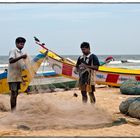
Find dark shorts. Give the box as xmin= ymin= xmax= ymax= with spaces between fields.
xmin=91 ymin=85 xmax=95 ymax=92
xmin=8 ymin=82 xmax=21 ymax=91
xmin=79 ymin=71 xmax=89 ymax=85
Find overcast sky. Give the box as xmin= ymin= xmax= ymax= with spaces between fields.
xmin=0 ymin=3 xmax=140 ymax=55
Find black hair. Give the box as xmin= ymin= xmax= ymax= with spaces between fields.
xmin=80 ymin=42 xmax=90 ymax=49
xmin=15 ymin=37 xmax=26 ymax=44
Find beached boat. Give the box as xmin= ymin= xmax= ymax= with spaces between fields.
xmin=0 ymin=49 xmax=48 ymax=94
xmin=35 ymin=38 xmax=140 ymax=87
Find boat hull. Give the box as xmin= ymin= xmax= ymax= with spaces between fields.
xmin=46 ymin=55 xmax=140 ymax=87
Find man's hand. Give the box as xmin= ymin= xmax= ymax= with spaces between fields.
xmin=80 ymin=63 xmax=99 ymax=70
xmin=9 ymin=54 xmax=27 ymax=64
xmin=21 ymin=54 xmax=27 ymax=59
xmin=79 ymin=63 xmax=87 ymax=70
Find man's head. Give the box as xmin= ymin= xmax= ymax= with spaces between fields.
xmin=80 ymin=42 xmax=90 ymax=55
xmin=15 ymin=37 xmax=26 ymax=50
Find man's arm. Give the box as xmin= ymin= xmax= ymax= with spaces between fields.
xmin=76 ymin=57 xmax=81 ymax=68
xmin=9 ymin=54 xmax=27 ymax=64
xmin=86 ymin=65 xmax=99 ymax=70
xmin=79 ymin=54 xmax=100 ymax=70
xmin=93 ymin=54 xmax=100 ymax=65
xmin=79 ymin=63 xmax=99 ymax=70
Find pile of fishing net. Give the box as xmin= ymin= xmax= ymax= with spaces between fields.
xmin=120 ymin=80 xmax=140 ymax=95
xmin=119 ymin=97 xmax=140 ymax=119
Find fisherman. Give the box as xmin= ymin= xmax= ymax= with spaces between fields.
xmin=76 ymin=42 xmax=100 ymax=104
xmin=7 ymin=37 xmax=27 ymax=111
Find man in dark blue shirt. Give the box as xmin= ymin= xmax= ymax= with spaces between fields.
xmin=76 ymin=42 xmax=100 ymax=104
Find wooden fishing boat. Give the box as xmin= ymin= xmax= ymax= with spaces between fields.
xmin=34 ymin=38 xmax=140 ymax=87
xmin=46 ymin=55 xmax=140 ymax=87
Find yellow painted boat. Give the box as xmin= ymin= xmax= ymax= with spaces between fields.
xmin=36 ymin=42 xmax=140 ymax=87
xmin=0 ymin=49 xmax=48 ymax=94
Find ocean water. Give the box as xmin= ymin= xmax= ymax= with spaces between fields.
xmin=63 ymin=54 xmax=140 ymax=62
xmin=1 ymin=55 xmax=140 ymax=72
xmin=1 ymin=54 xmax=140 ymax=63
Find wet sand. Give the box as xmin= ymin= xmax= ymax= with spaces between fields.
xmin=0 ymin=87 xmax=140 ymax=137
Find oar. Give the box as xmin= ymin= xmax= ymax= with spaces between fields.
xmin=34 ymin=37 xmax=75 ymax=64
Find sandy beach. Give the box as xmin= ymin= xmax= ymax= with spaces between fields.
xmin=0 ymin=87 xmax=140 ymax=137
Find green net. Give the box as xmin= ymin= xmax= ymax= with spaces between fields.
xmin=120 ymin=80 xmax=140 ymax=95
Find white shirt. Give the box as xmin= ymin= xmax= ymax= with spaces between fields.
xmin=7 ymin=48 xmax=25 ymax=82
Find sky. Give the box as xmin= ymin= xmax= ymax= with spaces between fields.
xmin=0 ymin=3 xmax=140 ymax=55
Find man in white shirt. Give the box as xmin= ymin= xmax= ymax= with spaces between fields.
xmin=8 ymin=37 xmax=27 ymax=111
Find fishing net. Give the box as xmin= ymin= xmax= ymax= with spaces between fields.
xmin=120 ymin=80 xmax=140 ymax=95
xmin=119 ymin=97 xmax=140 ymax=119
xmin=26 ymin=57 xmax=78 ymax=94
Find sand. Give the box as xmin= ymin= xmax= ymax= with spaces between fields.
xmin=0 ymin=87 xmax=140 ymax=137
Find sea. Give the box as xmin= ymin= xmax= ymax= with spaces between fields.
xmin=1 ymin=55 xmax=140 ymax=72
